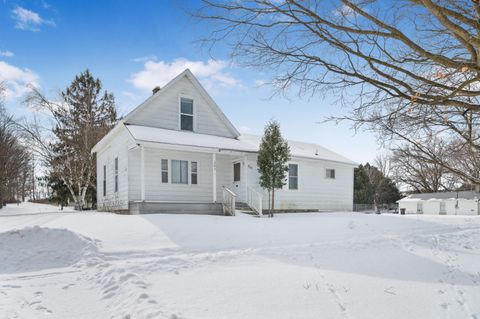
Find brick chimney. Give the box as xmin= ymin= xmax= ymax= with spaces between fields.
xmin=152 ymin=86 xmax=161 ymax=95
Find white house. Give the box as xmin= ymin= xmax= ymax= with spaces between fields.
xmin=92 ymin=69 xmax=357 ymax=215
xmin=397 ymin=191 xmax=480 ymax=216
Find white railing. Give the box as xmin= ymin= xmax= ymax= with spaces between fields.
xmin=222 ymin=186 xmax=236 ymax=216
xmin=247 ymin=187 xmax=263 ymax=216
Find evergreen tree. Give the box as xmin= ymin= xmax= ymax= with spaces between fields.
xmin=257 ymin=120 xmax=291 ymax=217
xmin=35 ymin=70 xmax=117 ymax=210
xmin=354 ymin=163 xmax=401 ymax=211
xmin=354 ymin=164 xmax=374 ymax=204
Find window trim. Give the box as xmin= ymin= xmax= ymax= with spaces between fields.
xmin=171 ymin=159 xmax=189 ymax=184
xmin=178 ymin=95 xmax=195 ymax=132
xmin=114 ymin=157 xmax=118 ymax=193
xmin=161 ymin=159 xmax=169 ymax=183
xmin=326 ymin=168 xmax=336 ymax=179
xmin=288 ymin=163 xmax=298 ymax=190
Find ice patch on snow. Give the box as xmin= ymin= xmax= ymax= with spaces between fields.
xmin=0 ymin=226 xmax=98 ymax=273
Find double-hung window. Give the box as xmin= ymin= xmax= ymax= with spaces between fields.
xmin=440 ymin=201 xmax=446 ymax=214
xmin=191 ymin=161 xmax=198 ymax=185
xmin=172 ymin=160 xmax=188 ymax=184
xmin=326 ymin=168 xmax=336 ymax=179
xmin=103 ymin=165 xmax=106 ymax=196
xmin=288 ymin=164 xmax=298 ymax=190
xmin=417 ymin=202 xmax=423 ymax=214
xmin=180 ymin=98 xmax=194 ymax=131
xmin=114 ymin=157 xmax=118 ymax=193
xmin=161 ymin=159 xmax=168 ymax=183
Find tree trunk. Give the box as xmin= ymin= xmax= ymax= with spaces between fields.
xmin=271 ymin=188 xmax=275 ymax=217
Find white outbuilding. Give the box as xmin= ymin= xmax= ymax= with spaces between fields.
xmin=397 ymin=191 xmax=480 ymax=216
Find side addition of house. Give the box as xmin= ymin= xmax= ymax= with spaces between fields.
xmin=92 ymin=69 xmax=357 ymax=215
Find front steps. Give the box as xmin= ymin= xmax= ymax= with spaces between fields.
xmin=235 ymin=202 xmax=259 ymax=216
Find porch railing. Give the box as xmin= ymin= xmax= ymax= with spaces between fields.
xmin=247 ymin=187 xmax=263 ymax=217
xmin=222 ymin=186 xmax=236 ymax=216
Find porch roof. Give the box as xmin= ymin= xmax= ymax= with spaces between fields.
xmin=125 ymin=124 xmax=357 ymax=165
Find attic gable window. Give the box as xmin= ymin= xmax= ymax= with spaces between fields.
xmin=180 ymin=97 xmax=194 ymax=131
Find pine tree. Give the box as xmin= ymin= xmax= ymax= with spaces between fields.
xmin=257 ymin=120 xmax=291 ymax=217
xmin=49 ymin=70 xmax=117 ymax=210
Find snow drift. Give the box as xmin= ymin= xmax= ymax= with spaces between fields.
xmin=0 ymin=226 xmax=98 ymax=273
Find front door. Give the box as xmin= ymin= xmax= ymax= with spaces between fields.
xmin=232 ymin=161 xmax=244 ymax=202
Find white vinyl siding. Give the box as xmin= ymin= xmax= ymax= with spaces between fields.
xmin=96 ymin=128 xmax=132 ymax=210
xmin=246 ymin=154 xmax=354 ymax=211
xmin=129 ymin=148 xmax=214 ymax=202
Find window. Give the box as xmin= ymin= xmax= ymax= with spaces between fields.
xmin=233 ymin=162 xmax=241 ymax=182
xmin=172 ymin=160 xmax=188 ymax=184
xmin=288 ymin=164 xmax=298 ymax=190
xmin=103 ymin=165 xmax=106 ymax=196
xmin=114 ymin=157 xmax=118 ymax=193
xmin=191 ymin=161 xmax=198 ymax=185
xmin=180 ymin=98 xmax=194 ymax=131
xmin=440 ymin=201 xmax=446 ymax=213
xmin=326 ymin=168 xmax=336 ymax=179
xmin=161 ymin=159 xmax=168 ymax=183
xmin=417 ymin=202 xmax=423 ymax=213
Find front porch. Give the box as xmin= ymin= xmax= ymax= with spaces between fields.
xmin=130 ymin=143 xmax=263 ymax=216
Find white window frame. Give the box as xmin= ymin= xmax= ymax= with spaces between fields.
xmin=191 ymin=161 xmax=198 ymax=185
xmin=103 ymin=164 xmax=106 ymax=197
xmin=171 ymin=160 xmax=189 ymax=184
xmin=326 ymin=168 xmax=336 ymax=179
xmin=288 ymin=163 xmax=298 ymax=190
xmin=178 ymin=95 xmax=195 ymax=132
xmin=417 ymin=201 xmax=423 ymax=214
xmin=114 ymin=157 xmax=118 ymax=193
xmin=440 ymin=201 xmax=446 ymax=214
xmin=161 ymin=159 xmax=169 ymax=183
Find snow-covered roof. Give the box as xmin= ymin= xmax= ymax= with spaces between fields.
xmin=398 ymin=190 xmax=480 ymax=202
xmin=125 ymin=124 xmax=357 ymax=165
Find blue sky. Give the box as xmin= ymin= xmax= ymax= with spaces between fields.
xmin=0 ymin=0 xmax=381 ymax=164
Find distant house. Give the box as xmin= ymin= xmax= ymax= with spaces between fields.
xmin=397 ymin=191 xmax=480 ymax=215
xmin=91 ymin=69 xmax=357 ymax=215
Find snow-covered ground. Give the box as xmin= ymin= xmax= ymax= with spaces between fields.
xmin=1 ymin=203 xmax=480 ymax=319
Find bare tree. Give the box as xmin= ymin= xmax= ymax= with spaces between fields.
xmin=374 ymin=153 xmax=391 ymax=178
xmin=390 ymin=138 xmax=462 ymax=192
xmin=197 ymin=0 xmax=480 ymax=184
xmin=0 ymin=88 xmax=31 ymax=207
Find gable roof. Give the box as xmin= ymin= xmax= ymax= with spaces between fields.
xmin=123 ymin=69 xmax=240 ymax=137
xmin=125 ymin=124 xmax=357 ymax=165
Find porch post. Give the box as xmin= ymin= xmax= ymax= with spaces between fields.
xmin=140 ymin=145 xmax=145 ymax=201
xmin=212 ymin=153 xmax=217 ymax=203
